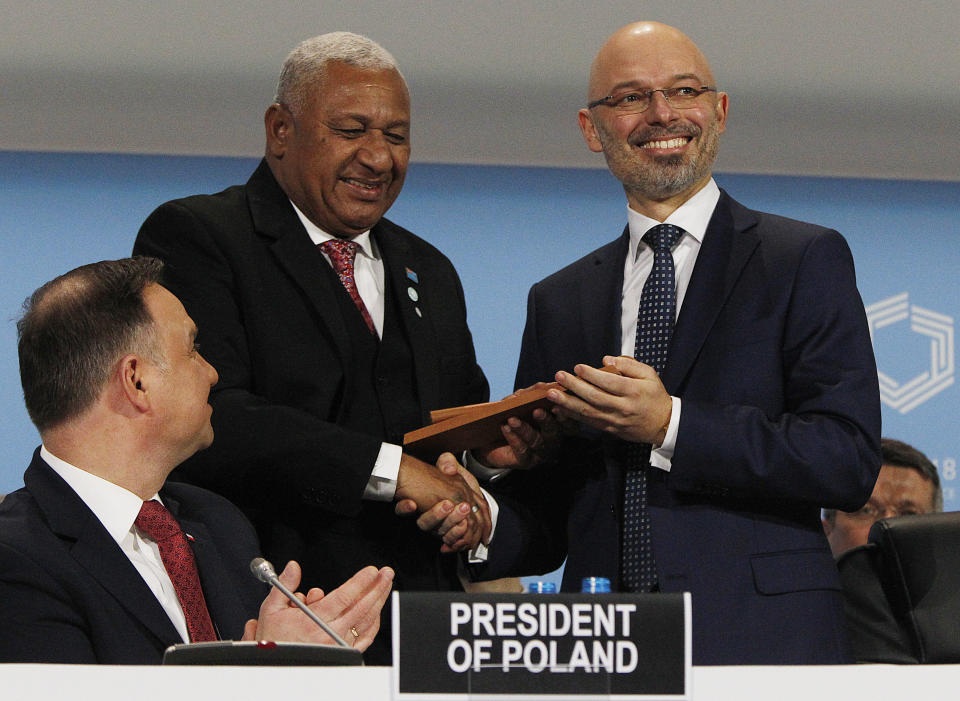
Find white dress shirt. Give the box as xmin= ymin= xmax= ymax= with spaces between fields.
xmin=621 ymin=179 xmax=721 ymax=470
xmin=40 ymin=446 xmax=190 ymax=642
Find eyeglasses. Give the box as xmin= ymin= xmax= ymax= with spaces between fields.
xmin=587 ymin=86 xmax=717 ymax=114
xmin=847 ymin=503 xmax=921 ymax=521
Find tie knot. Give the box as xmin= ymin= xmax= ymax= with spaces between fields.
xmin=642 ymin=224 xmax=684 ymax=253
xmin=319 ymin=239 xmax=360 ymax=264
xmin=135 ymin=500 xmax=182 ymax=542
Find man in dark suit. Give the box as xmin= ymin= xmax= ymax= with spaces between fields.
xmin=133 ymin=32 xmax=493 ymax=663
xmin=0 ymin=258 xmax=393 ymax=664
xmin=466 ymin=22 xmax=882 ymax=665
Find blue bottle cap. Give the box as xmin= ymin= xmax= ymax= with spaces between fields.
xmin=526 ymin=581 xmax=558 ymax=594
xmin=580 ymin=576 xmax=611 ymax=593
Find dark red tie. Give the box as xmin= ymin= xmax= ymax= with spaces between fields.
xmin=319 ymin=239 xmax=377 ymax=335
xmin=135 ymin=500 xmax=217 ymax=642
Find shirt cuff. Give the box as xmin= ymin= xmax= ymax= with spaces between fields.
xmin=363 ymin=442 xmax=403 ymax=501
xmin=649 ymin=396 xmax=681 ymax=472
xmin=462 ymin=449 xmax=512 ymax=483
xmin=467 ymin=487 xmax=499 ymax=563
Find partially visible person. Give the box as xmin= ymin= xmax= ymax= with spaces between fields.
xmin=824 ymin=437 xmax=942 ymax=557
xmin=0 ymin=258 xmax=393 ymax=664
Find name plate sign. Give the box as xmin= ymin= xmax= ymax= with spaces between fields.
xmin=392 ymin=591 xmax=690 ymax=699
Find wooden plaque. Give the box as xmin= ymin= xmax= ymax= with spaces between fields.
xmin=403 ymin=365 xmax=620 ymax=460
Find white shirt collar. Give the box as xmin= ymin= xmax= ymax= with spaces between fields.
xmin=40 ymin=445 xmax=159 ymax=546
xmin=289 ymin=199 xmax=379 ymax=261
xmin=626 ymin=178 xmax=720 ymax=261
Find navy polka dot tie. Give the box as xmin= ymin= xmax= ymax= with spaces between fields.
xmin=622 ymin=223 xmax=684 ymax=593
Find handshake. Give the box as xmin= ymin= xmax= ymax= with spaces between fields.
xmin=392 ymin=394 xmax=565 ymax=553
xmin=393 ymin=452 xmax=493 ymax=554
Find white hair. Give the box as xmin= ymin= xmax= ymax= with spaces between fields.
xmin=274 ymin=32 xmax=402 ymax=115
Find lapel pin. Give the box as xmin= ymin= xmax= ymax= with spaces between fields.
xmin=405 ymin=267 xmax=419 ymax=284
xmin=415 ymin=307 xmax=422 ymax=318
xmin=185 ymin=533 xmax=196 ymax=542
xmin=407 ymin=286 xmax=419 ymax=302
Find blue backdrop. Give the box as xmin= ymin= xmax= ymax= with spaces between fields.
xmin=2 ymin=151 xmax=957 ymax=540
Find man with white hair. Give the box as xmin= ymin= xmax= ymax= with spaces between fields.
xmin=134 ymin=33 xmax=497 ymax=663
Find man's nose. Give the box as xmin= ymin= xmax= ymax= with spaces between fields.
xmin=645 ymin=90 xmax=681 ymax=124
xmin=355 ymin=132 xmax=393 ymax=171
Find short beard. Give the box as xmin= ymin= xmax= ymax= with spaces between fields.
xmin=599 ymin=119 xmax=721 ymax=202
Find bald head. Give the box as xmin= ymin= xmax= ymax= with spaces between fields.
xmin=588 ymin=22 xmax=716 ymax=104
xmin=578 ymin=22 xmax=727 ymax=219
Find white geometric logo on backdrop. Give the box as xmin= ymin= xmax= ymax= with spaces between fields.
xmin=866 ymin=293 xmax=955 ymax=414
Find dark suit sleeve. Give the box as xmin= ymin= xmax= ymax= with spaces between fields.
xmin=471 ymin=284 xmax=577 ymax=580
xmin=0 ymin=542 xmax=98 ymax=663
xmin=670 ymin=229 xmax=881 ymax=509
xmin=135 ymin=202 xmax=381 ymax=517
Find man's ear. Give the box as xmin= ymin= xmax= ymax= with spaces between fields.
xmin=577 ymin=109 xmax=604 ymax=153
xmin=265 ymin=102 xmax=294 ymax=159
xmin=713 ymin=91 xmax=729 ymax=135
xmin=118 ymin=354 xmax=151 ymax=413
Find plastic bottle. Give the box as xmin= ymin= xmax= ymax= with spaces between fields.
xmin=526 ymin=581 xmax=558 ymax=593
xmin=580 ymin=576 xmax=611 ymax=593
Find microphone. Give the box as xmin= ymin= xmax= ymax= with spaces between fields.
xmin=249 ymin=557 xmax=351 ymax=648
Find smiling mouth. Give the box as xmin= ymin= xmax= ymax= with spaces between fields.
xmin=342 ymin=177 xmax=386 ymax=194
xmin=641 ymin=136 xmax=691 ymax=149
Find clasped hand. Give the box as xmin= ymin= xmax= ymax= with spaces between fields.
xmin=474 ymin=382 xmax=567 ymax=470
xmin=394 ymin=453 xmax=491 ymax=553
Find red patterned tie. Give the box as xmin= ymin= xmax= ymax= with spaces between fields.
xmin=319 ymin=239 xmax=377 ymax=335
xmin=135 ymin=500 xmax=217 ymax=642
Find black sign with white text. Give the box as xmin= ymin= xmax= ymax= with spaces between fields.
xmin=392 ymin=591 xmax=690 ymax=699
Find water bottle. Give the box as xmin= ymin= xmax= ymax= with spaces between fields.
xmin=580 ymin=576 xmax=611 ymax=593
xmin=526 ymin=581 xmax=558 ymax=593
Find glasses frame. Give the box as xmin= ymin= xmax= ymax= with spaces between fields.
xmin=587 ymin=86 xmax=717 ymax=113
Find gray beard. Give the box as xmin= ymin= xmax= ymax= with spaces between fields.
xmin=599 ymin=118 xmax=721 ymax=202
xmin=626 ymin=153 xmax=703 ymax=200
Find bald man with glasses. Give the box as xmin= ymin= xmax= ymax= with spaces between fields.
xmin=465 ymin=21 xmax=881 ymax=666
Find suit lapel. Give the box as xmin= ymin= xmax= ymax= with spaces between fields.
xmin=25 ymin=454 xmax=182 ymax=646
xmin=376 ymin=223 xmax=442 ymax=414
xmin=581 ymin=228 xmax=630 ymax=365
xmin=246 ymin=161 xmax=354 ymax=367
xmin=662 ymin=191 xmax=760 ymax=391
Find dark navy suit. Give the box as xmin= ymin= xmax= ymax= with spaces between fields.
xmin=0 ymin=450 xmax=266 ymax=664
xmin=476 ymin=191 xmax=882 ymax=665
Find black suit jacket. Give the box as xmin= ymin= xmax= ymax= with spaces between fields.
xmin=0 ymin=451 xmax=266 ymax=664
xmin=133 ymin=161 xmax=487 ymax=616
xmin=476 ymin=191 xmax=882 ymax=665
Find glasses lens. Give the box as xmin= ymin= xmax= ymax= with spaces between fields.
xmin=667 ymin=89 xmax=700 ymax=106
